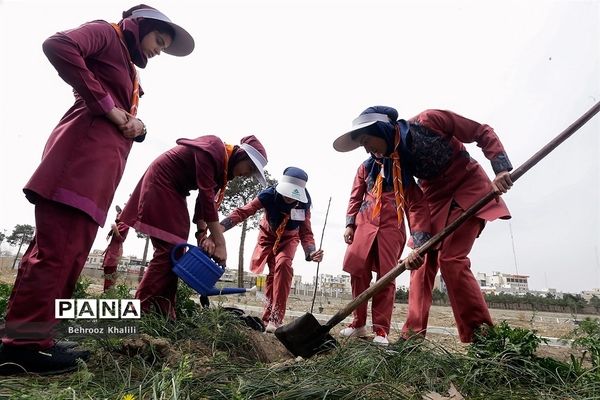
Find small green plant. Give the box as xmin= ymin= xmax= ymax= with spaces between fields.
xmin=566 ymin=317 xmax=600 ymax=368
xmin=0 ymin=282 xmax=13 ymax=318
xmin=98 ymin=283 xmax=132 ymax=300
xmin=469 ymin=321 xmax=547 ymax=359
xmin=175 ymin=282 xmax=199 ymax=318
xmin=72 ymin=277 xmax=91 ymax=299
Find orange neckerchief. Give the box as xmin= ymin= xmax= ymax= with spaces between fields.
xmin=371 ymin=125 xmax=405 ymax=225
xmin=214 ymin=144 xmax=235 ymax=208
xmin=272 ymin=214 xmax=290 ymax=254
xmin=111 ymin=23 xmax=140 ymax=116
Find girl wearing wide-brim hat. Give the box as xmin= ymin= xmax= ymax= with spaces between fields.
xmin=120 ymin=135 xmax=268 ymax=319
xmin=339 ymin=152 xmax=431 ymax=345
xmin=0 ymin=5 xmax=194 ymax=375
xmin=333 ymin=106 xmax=513 ymax=344
xmin=218 ymin=167 xmax=324 ymax=333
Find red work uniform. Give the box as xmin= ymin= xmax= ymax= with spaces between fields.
xmin=401 ymin=110 xmax=511 ymax=342
xmin=3 ymin=20 xmax=144 ymax=349
xmin=120 ymin=136 xmax=231 ymax=319
xmin=102 ymin=221 xmax=130 ymax=291
xmin=221 ymin=187 xmax=316 ymax=326
xmin=344 ymin=160 xmax=431 ymax=335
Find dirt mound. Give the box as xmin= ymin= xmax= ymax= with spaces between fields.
xmin=244 ymin=329 xmax=294 ymax=363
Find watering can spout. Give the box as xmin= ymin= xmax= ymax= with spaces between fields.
xmin=204 ymin=286 xmax=254 ymax=296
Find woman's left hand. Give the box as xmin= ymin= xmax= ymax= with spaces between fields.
xmin=310 ymin=249 xmax=324 ymax=262
xmin=118 ymin=113 xmax=145 ymax=139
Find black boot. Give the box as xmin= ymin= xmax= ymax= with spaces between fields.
xmin=0 ymin=343 xmax=89 ymax=375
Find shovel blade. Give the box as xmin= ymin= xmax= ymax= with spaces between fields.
xmin=274 ymin=313 xmax=338 ymax=358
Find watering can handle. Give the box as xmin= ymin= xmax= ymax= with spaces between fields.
xmin=170 ymin=243 xmax=191 ymax=266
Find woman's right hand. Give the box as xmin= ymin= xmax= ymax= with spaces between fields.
xmin=343 ymin=226 xmax=355 ymax=244
xmin=106 ymin=107 xmax=129 ymax=126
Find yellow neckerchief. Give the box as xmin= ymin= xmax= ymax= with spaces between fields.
xmin=371 ymin=125 xmax=405 ymax=226
xmin=214 ymin=144 xmax=235 ymax=208
xmin=110 ymin=23 xmax=139 ymax=116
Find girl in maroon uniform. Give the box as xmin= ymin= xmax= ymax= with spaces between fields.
xmin=334 ymin=106 xmax=513 ymax=343
xmin=0 ymin=5 xmax=194 ymax=375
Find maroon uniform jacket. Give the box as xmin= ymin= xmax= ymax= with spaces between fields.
xmin=24 ymin=20 xmax=143 ymax=226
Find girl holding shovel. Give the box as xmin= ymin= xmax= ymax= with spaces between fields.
xmin=216 ymin=167 xmax=324 ymax=333
xmin=333 ymin=106 xmax=513 ymax=343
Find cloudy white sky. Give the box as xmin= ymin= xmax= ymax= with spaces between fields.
xmin=1 ymin=0 xmax=598 ymax=293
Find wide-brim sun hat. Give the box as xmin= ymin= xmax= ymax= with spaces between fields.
xmin=131 ymin=8 xmax=195 ymax=56
xmin=332 ymin=112 xmax=392 ymax=152
xmin=240 ymin=143 xmax=268 ymax=187
xmin=275 ymin=167 xmax=308 ymax=203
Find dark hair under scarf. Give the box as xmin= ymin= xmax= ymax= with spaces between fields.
xmin=352 ymin=106 xmax=400 ymax=191
xmin=119 ymin=4 xmax=175 ymax=68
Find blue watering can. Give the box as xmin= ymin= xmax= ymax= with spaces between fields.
xmin=171 ymin=243 xmax=256 ymax=296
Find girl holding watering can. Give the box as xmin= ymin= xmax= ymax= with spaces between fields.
xmin=120 ymin=135 xmax=268 ymax=319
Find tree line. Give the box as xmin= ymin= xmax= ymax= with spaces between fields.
xmin=395 ymin=287 xmax=600 ymax=315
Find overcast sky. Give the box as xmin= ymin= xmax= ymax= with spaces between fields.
xmin=1 ymin=0 xmax=598 ymax=293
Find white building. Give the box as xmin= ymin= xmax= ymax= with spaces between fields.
xmin=476 ymin=271 xmax=529 ymax=293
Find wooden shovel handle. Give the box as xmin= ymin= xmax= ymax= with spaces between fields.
xmin=325 ymin=101 xmax=600 ymax=329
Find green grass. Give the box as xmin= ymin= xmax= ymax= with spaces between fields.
xmin=2 ymin=282 xmax=600 ymax=399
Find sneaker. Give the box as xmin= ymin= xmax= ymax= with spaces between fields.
xmin=373 ymin=328 xmax=389 ymax=346
xmin=339 ymin=325 xmax=368 ymax=338
xmin=0 ymin=344 xmax=88 ymax=375
xmin=265 ymin=322 xmax=279 ymax=333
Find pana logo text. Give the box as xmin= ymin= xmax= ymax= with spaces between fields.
xmin=55 ymin=299 xmax=141 ymax=319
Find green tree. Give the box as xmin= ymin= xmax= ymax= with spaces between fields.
xmin=219 ymin=171 xmax=277 ymax=287
xmin=0 ymin=230 xmax=6 ymax=249
xmin=590 ymin=295 xmax=600 ymax=312
xmin=7 ymin=224 xmax=35 ymax=269
xmin=395 ymin=287 xmax=409 ymax=302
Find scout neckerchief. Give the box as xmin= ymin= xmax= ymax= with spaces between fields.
xmin=111 ymin=23 xmax=140 ymax=116
xmin=214 ymin=144 xmax=235 ymax=208
xmin=371 ymin=124 xmax=405 ymax=225
xmin=272 ymin=213 xmax=290 ymax=254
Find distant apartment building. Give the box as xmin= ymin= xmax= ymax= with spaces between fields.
xmin=581 ymin=288 xmax=600 ymax=301
xmin=84 ymin=249 xmax=147 ymax=272
xmin=476 ymin=271 xmax=529 ymax=293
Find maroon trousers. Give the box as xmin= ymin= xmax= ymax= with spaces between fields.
xmin=2 ymin=199 xmax=98 ymax=349
xmin=402 ymin=207 xmax=493 ymax=342
xmin=103 ymin=264 xmax=118 ymax=292
xmin=349 ymin=243 xmax=396 ymax=334
xmin=262 ymin=251 xmax=294 ymax=326
xmin=135 ymin=237 xmax=181 ymax=320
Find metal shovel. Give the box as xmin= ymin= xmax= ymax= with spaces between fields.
xmin=275 ymin=101 xmax=600 ymax=358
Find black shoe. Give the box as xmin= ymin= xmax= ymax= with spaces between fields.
xmin=0 ymin=344 xmax=88 ymax=375
xmin=54 ymin=340 xmax=79 ymax=350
